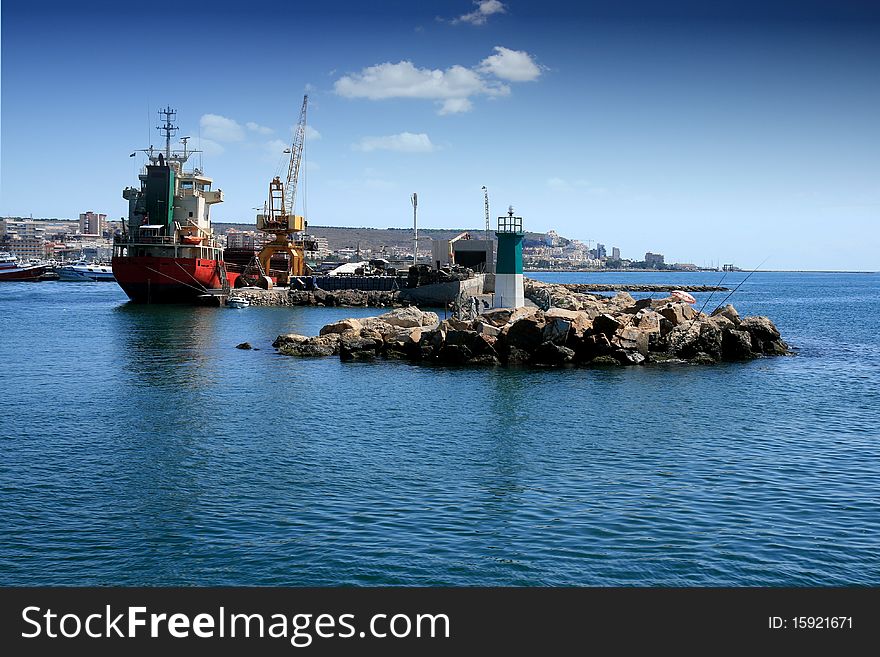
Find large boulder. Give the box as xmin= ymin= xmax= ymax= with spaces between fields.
xmin=632 ymin=309 xmax=661 ymax=332
xmin=570 ymin=333 xmax=612 ymax=362
xmin=659 ymin=302 xmax=696 ymax=326
xmin=542 ymin=317 xmax=572 ymax=345
xmin=739 ymin=316 xmax=788 ymax=355
xmin=359 ymin=318 xmax=398 ymax=340
xmin=608 ymin=291 xmax=636 ymax=310
xmin=666 ymin=322 xmax=702 ymax=357
xmin=721 ymin=328 xmax=754 ymax=361
xmin=697 ymin=322 xmax=723 ymax=362
xmin=444 ymin=317 xmax=473 ymax=331
xmin=614 ymin=326 xmax=650 ymax=356
xmin=533 ymin=342 xmax=575 ymax=366
xmin=739 ymin=316 xmax=781 ymax=342
xmin=445 ymin=329 xmax=479 ymax=350
xmin=319 ymin=318 xmax=363 ymax=336
xmin=393 ymin=326 xmax=422 ymax=345
xmin=614 ymin=349 xmax=646 ymax=365
xmin=272 ymin=333 xmax=309 ymax=348
xmin=339 ymin=335 xmax=382 ymax=360
xmin=711 ymin=304 xmax=741 ymax=326
xmin=438 ymin=330 xmax=498 ymax=364
xmin=504 ymin=314 xmax=546 ymax=351
xmin=279 ymin=334 xmax=340 ymax=357
xmin=592 ymin=313 xmax=622 ymax=338
xmin=577 ymin=299 xmax=602 ymax=319
xmin=546 ymin=308 xmax=593 ymax=337
xmin=474 ymin=320 xmax=501 ymax=338
xmin=707 ymin=314 xmax=736 ymax=331
xmin=377 ymin=306 xmax=439 ymax=328
xmin=504 ymin=346 xmax=532 ymax=365
xmin=480 ymin=308 xmax=514 ymax=327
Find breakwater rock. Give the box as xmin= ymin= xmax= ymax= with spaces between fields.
xmin=273 ymin=297 xmax=789 ymax=367
xmin=233 ymin=288 xmax=403 ymax=307
xmin=558 ymin=283 xmax=728 ymax=293
xmin=524 ymin=279 xmax=726 ymax=310
xmin=288 ymin=289 xmax=403 ymax=308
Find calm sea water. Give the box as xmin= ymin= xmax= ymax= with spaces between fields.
xmin=1 ymin=271 xmax=878 ymax=586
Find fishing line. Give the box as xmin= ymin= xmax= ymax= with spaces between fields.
xmin=711 ymin=256 xmax=770 ymax=313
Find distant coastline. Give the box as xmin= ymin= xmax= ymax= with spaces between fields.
xmin=526 ymin=268 xmax=877 ymax=274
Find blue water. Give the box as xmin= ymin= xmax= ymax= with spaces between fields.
xmin=1 ymin=272 xmax=879 ymax=586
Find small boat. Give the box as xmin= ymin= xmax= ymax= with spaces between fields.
xmin=226 ymin=295 xmax=250 ymax=309
xmin=181 ymin=234 xmax=204 ymax=245
xmin=56 ymin=261 xmax=116 ymax=282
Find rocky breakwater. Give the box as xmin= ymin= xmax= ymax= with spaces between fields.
xmin=228 ymin=288 xmax=404 ymax=308
xmin=273 ymin=294 xmax=789 ymax=367
xmin=288 ymin=289 xmax=402 ymax=308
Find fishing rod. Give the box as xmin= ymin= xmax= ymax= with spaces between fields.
xmin=711 ymin=256 xmax=770 ymax=314
xmin=693 ymin=266 xmax=733 ymax=318
xmin=681 ymin=256 xmax=769 ymax=334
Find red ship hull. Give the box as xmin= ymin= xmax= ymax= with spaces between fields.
xmin=112 ymin=255 xmax=237 ymax=303
xmin=0 ymin=265 xmax=47 ymax=281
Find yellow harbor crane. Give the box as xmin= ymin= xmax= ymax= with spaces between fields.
xmin=255 ymin=95 xmax=309 ymax=285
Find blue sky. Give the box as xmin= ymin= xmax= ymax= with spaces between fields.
xmin=2 ymin=0 xmax=878 ymax=270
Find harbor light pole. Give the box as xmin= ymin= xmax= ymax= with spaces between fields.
xmin=411 ymin=193 xmax=418 ymax=267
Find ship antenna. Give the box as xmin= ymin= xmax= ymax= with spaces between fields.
xmin=157 ymin=106 xmax=178 ymax=160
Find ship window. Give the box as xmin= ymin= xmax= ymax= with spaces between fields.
xmin=189 ymin=212 xmax=193 ymax=217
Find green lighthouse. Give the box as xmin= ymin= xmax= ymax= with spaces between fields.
xmin=494 ymin=206 xmax=524 ymax=308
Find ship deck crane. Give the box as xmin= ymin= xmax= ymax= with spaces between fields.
xmin=254 ymin=95 xmax=309 ymax=287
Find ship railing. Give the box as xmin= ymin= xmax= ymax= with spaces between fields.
xmin=113 ymin=234 xmax=223 ymax=248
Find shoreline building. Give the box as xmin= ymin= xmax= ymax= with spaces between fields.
xmin=79 ymin=211 xmax=106 ymax=236
xmin=645 ymin=252 xmax=665 ymax=268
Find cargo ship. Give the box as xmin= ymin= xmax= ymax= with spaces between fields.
xmin=112 ymin=107 xmax=238 ymax=303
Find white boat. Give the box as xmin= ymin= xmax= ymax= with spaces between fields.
xmin=226 ymin=295 xmax=250 ymax=309
xmin=57 ymin=262 xmax=116 ymax=282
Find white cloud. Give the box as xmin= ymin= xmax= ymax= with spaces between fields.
xmin=335 ymin=60 xmax=503 ymax=101
xmin=200 ymin=114 xmax=245 ymax=142
xmin=198 ymin=138 xmax=225 ymax=157
xmin=479 ymin=46 xmax=541 ymax=82
xmin=353 ymin=132 xmax=436 ymax=153
xmin=264 ymin=138 xmax=288 ymax=156
xmin=453 ymin=1 xmax=507 ymax=26
xmin=334 ymin=56 xmax=522 ymax=115
xmin=305 ymin=126 xmax=321 ymax=140
xmin=438 ymin=98 xmax=473 ymax=115
xmin=246 ymin=121 xmax=273 ymax=135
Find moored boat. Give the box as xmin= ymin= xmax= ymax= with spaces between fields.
xmin=0 ymin=252 xmax=48 ymax=281
xmin=112 ymin=107 xmax=238 ymax=303
xmin=57 ymin=261 xmax=116 ymax=282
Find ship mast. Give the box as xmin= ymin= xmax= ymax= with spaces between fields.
xmin=157 ymin=106 xmax=178 ymax=160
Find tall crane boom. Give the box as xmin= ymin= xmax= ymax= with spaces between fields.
xmin=254 ymin=94 xmax=310 ymax=287
xmin=285 ymin=95 xmax=308 ymax=217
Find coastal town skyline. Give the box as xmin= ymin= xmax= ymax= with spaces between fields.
xmin=2 ymin=0 xmax=878 ymax=271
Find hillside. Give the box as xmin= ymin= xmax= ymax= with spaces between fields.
xmin=213 ymin=223 xmax=555 ymax=250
